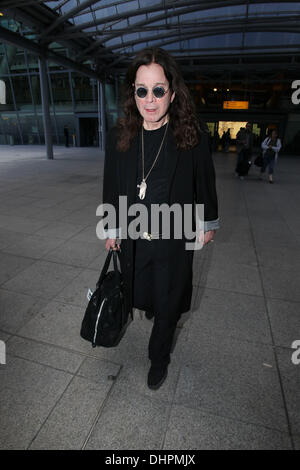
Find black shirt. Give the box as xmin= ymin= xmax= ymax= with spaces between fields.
xmin=136 ymin=123 xmax=168 ymax=233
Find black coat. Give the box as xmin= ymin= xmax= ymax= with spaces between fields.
xmin=103 ymin=127 xmax=218 ymax=317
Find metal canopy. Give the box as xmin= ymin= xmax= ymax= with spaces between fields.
xmin=0 ymin=0 xmax=300 ymax=79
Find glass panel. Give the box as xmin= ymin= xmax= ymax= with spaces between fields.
xmin=117 ymin=1 xmax=139 ymax=14
xmin=71 ymin=73 xmax=96 ymax=111
xmin=49 ymin=72 xmax=72 ymax=107
xmin=28 ymin=75 xmax=42 ymax=106
xmin=2 ymin=78 xmax=13 ymax=107
xmin=25 ymin=52 xmax=39 ymax=72
xmin=5 ymin=48 xmax=26 ymax=73
xmin=0 ymin=113 xmax=22 ymax=144
xmin=19 ymin=113 xmax=40 ymax=144
xmin=11 ymin=75 xmax=32 ymax=108
xmin=54 ymin=114 xmax=76 ymax=146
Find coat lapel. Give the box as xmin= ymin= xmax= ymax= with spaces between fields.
xmin=166 ymin=129 xmax=180 ymax=202
xmin=124 ymin=133 xmax=139 ymax=206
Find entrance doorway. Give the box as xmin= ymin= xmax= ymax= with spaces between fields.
xmin=218 ymin=121 xmax=247 ymax=139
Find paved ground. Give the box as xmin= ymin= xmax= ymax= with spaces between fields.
xmin=0 ymin=144 xmax=299 ymax=450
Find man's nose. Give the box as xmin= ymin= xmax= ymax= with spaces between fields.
xmin=145 ymin=90 xmax=155 ymax=102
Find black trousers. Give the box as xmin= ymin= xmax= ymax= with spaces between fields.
xmin=148 ymin=310 xmax=180 ymax=367
xmin=133 ymin=238 xmax=180 ymax=367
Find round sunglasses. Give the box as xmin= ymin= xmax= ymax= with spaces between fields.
xmin=134 ymin=86 xmax=169 ymax=99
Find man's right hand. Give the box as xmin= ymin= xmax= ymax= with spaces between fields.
xmin=105 ymin=238 xmax=120 ymax=251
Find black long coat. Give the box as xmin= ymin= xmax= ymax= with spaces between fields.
xmin=102 ymin=127 xmax=218 ymax=317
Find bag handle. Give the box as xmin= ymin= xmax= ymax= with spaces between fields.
xmin=96 ymin=248 xmax=121 ymax=288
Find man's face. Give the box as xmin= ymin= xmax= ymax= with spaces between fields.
xmin=134 ymin=63 xmax=175 ymax=129
xmin=246 ymin=123 xmax=252 ymax=132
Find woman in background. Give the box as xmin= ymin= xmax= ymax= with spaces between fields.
xmin=261 ymin=130 xmax=282 ymax=183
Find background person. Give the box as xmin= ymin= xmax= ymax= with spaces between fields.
xmin=103 ymin=47 xmax=219 ymax=390
xmin=260 ymin=130 xmax=282 ymax=183
xmin=64 ymin=125 xmax=69 ymax=147
xmin=235 ymin=122 xmax=254 ymax=179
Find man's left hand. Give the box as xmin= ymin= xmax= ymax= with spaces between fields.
xmin=203 ymin=230 xmax=215 ymax=245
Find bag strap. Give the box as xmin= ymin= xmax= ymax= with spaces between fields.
xmin=112 ymin=249 xmax=121 ymax=287
xmin=96 ymin=248 xmax=121 ymax=288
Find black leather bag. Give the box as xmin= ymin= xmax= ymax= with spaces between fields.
xmin=264 ymin=147 xmax=276 ymax=159
xmin=80 ymin=249 xmax=132 ymax=348
xmin=254 ymin=153 xmax=264 ymax=167
xmin=236 ymin=150 xmax=252 ymax=176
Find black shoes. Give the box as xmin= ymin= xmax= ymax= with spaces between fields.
xmin=147 ymin=365 xmax=168 ymax=390
xmin=145 ymin=311 xmax=154 ymax=320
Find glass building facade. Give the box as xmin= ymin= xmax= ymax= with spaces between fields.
xmin=1 ymin=2 xmax=300 ymax=153
xmin=0 ymin=17 xmax=119 ymax=147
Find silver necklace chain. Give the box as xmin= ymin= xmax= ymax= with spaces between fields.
xmin=137 ymin=121 xmax=169 ymax=200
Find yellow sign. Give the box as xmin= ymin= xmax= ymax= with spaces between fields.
xmin=223 ymin=101 xmax=249 ymax=110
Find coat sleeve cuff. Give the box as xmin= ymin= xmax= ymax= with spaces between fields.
xmin=204 ymin=218 xmax=220 ymax=232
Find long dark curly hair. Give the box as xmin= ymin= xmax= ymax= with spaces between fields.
xmin=116 ymin=47 xmax=203 ymax=152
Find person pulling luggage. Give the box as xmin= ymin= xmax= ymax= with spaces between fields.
xmin=235 ymin=122 xmax=254 ymax=180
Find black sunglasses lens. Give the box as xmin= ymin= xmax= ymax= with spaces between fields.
xmin=153 ymin=87 xmax=166 ymax=98
xmin=136 ymin=87 xmax=147 ymax=98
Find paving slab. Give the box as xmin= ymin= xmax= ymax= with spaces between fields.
xmin=54 ymin=268 xmax=100 ymax=307
xmin=35 ymin=221 xmax=85 ymax=240
xmin=17 ymin=300 xmax=91 ymax=353
xmin=0 ymin=289 xmax=48 ymax=334
xmin=215 ymin=226 xmax=254 ymax=246
xmin=261 ymin=267 xmax=300 ymax=302
xmin=0 ymin=355 xmax=72 ymax=449
xmin=42 ymin=239 xmax=103 ymax=268
xmin=67 ymin=224 xmax=103 ymax=244
xmin=0 ymin=330 xmax=11 ymax=342
xmin=0 ymin=228 xmax=35 ymax=251
xmin=205 ymin=260 xmax=263 ymax=296
xmin=2 ymin=260 xmax=83 ymax=299
xmin=29 ymin=358 xmax=121 ymax=450
xmin=6 ymin=336 xmax=85 ymax=374
xmin=0 ymin=253 xmax=36 ymax=287
xmin=276 ymin=346 xmax=300 ymax=437
xmin=85 ymin=382 xmax=171 ymax=450
xmin=163 ymin=404 xmax=292 ymax=450
xmin=86 ymin=248 xmax=108 ymax=270
xmin=267 ymin=299 xmax=300 ymax=348
xmin=174 ymin=337 xmax=288 ymax=432
xmin=58 ymin=208 xmax=98 ymax=227
xmin=252 ymin=226 xmax=300 ymax=250
xmin=256 ymin=245 xmax=300 ymax=272
xmin=294 ymin=436 xmax=300 ymax=450
xmin=210 ymin=240 xmax=258 ymax=267
xmin=0 ymin=214 xmax=49 ymax=234
xmin=188 ymin=288 xmax=272 ymax=345
xmin=1 ymin=234 xmax=66 ymax=259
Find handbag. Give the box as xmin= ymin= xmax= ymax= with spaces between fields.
xmin=265 ymin=147 xmax=276 ymax=159
xmin=80 ymin=248 xmax=132 ymax=348
xmin=254 ymin=153 xmax=264 ymax=167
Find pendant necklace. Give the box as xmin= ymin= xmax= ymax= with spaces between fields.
xmin=137 ymin=121 xmax=169 ymax=200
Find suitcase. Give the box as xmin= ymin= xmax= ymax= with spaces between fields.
xmin=236 ymin=155 xmax=252 ymax=176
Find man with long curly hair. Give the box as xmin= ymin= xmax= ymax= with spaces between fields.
xmin=103 ymin=47 xmax=219 ymax=390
